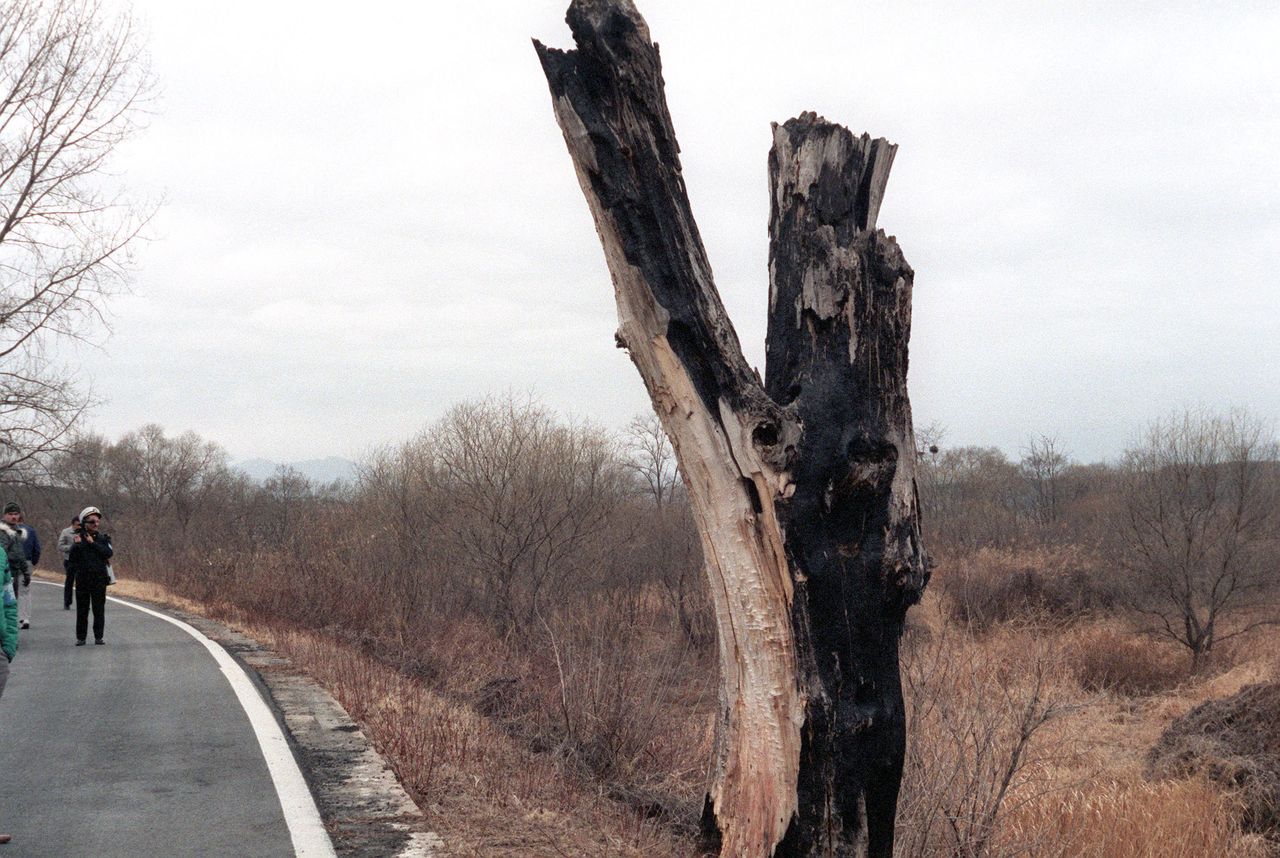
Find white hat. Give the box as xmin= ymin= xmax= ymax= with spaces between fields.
xmin=79 ymin=506 xmax=102 ymax=522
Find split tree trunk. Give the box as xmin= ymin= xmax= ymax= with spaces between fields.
xmin=535 ymin=3 xmax=929 ymax=856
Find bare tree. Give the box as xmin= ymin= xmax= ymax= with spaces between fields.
xmin=111 ymin=424 xmax=232 ymax=533
xmin=618 ymin=414 xmax=710 ymax=644
xmin=622 ymin=412 xmax=680 ymax=508
xmin=260 ymin=465 xmax=314 ymax=544
xmin=919 ymin=445 xmax=1023 ymax=552
xmin=49 ymin=429 xmax=117 ymax=510
xmin=426 ymin=396 xmax=626 ymax=638
xmin=536 ymin=3 xmax=929 ymax=854
xmin=354 ymin=439 xmax=445 ymax=628
xmin=0 ymin=0 xmax=154 ymax=478
xmin=1019 ymin=434 xmax=1070 ymax=526
xmin=1120 ymin=408 xmax=1279 ymax=670
xmin=49 ymin=425 xmax=259 ymax=594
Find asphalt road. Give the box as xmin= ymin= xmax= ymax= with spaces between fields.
xmin=0 ymin=581 xmax=325 ymax=856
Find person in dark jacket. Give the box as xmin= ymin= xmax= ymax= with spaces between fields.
xmin=16 ymin=511 xmax=40 ymax=630
xmin=68 ymin=506 xmax=113 ymax=646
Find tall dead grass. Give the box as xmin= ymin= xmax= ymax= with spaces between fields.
xmin=1004 ymin=776 xmax=1270 ymax=858
xmin=1059 ymin=624 xmax=1187 ymax=697
xmin=897 ymin=595 xmax=1276 ymax=857
xmin=936 ymin=546 xmax=1120 ymax=632
xmin=897 ymin=617 xmax=1078 ymax=857
xmin=275 ymin=627 xmax=696 ymax=856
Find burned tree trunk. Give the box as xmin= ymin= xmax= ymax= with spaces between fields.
xmin=766 ymin=118 xmax=926 ymax=857
xmin=534 ymin=2 xmax=929 ymax=856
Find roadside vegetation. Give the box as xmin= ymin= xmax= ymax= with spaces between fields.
xmin=16 ymin=397 xmax=1280 ymax=856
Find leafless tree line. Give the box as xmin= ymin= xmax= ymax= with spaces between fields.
xmin=24 ymin=399 xmax=707 ymax=648
xmin=13 ymin=399 xmax=1275 ymax=680
xmin=919 ymin=410 xmax=1279 ymax=669
xmin=915 ymin=429 xmax=1085 ymax=551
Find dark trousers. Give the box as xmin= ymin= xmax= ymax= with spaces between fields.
xmin=75 ymin=581 xmax=107 ymax=642
xmin=64 ymin=561 xmax=76 ymax=608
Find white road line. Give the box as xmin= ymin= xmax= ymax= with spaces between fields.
xmin=35 ymin=580 xmax=337 ymax=858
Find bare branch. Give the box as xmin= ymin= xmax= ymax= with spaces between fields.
xmin=0 ymin=0 xmax=154 ymax=480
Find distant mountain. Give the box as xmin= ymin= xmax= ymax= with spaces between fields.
xmin=233 ymin=456 xmax=358 ymax=485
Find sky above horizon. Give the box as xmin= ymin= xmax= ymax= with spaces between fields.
xmin=68 ymin=0 xmax=1280 ymax=465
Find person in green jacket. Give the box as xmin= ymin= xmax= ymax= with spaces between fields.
xmin=0 ymin=545 xmax=15 ymax=844
xmin=1 ymin=545 xmax=15 ymax=669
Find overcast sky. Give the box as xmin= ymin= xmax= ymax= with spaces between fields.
xmin=74 ymin=0 xmax=1279 ymax=465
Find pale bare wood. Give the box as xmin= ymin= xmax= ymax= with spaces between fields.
xmin=541 ymin=56 xmax=805 ymax=854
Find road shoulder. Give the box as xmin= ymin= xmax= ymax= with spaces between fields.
xmin=130 ymin=599 xmax=443 ymax=857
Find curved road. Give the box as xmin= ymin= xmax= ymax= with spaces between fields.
xmin=0 ymin=581 xmax=335 ymax=857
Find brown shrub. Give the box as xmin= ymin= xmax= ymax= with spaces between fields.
xmin=529 ymin=599 xmax=713 ymax=830
xmin=938 ymin=547 xmax=1120 ymax=632
xmin=896 ymin=625 xmax=1075 ymax=857
xmin=275 ymin=627 xmax=697 ymax=857
xmin=1148 ymin=682 xmax=1280 ymax=838
xmin=1062 ymin=625 xmax=1187 ymax=697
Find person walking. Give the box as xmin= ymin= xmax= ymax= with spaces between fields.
xmin=0 ymin=503 xmax=29 ymax=632
xmin=0 ymin=528 xmax=18 ymax=844
xmin=68 ymin=507 xmax=113 ymax=646
xmin=57 ymin=515 xmax=80 ymax=610
xmin=15 ymin=511 xmax=40 ymax=630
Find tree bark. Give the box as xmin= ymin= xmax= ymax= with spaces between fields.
xmin=535 ymin=3 xmax=929 ymax=855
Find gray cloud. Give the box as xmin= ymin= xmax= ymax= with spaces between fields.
xmin=72 ymin=0 xmax=1280 ymax=463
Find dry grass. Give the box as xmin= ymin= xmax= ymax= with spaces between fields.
xmin=1059 ymin=623 xmax=1187 ymax=697
xmin=1004 ymin=776 xmax=1271 ymax=857
xmin=271 ymin=628 xmax=693 ymax=857
xmin=898 ymin=588 xmax=1280 ymax=857
xmin=1149 ymin=681 xmax=1280 ymax=838
xmin=934 ymin=546 xmax=1119 ymax=632
xmin=898 ymin=612 xmax=1085 ymax=857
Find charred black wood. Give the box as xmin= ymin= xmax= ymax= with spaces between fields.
xmin=767 ymin=114 xmax=929 ymax=858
